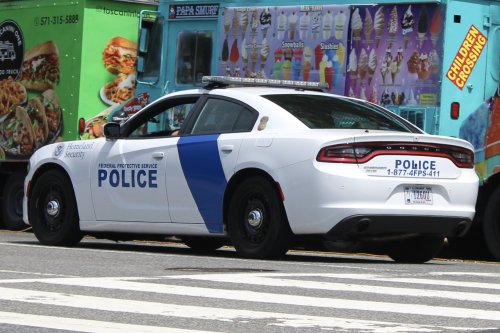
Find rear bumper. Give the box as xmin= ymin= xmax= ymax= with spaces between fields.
xmin=327 ymin=215 xmax=472 ymax=240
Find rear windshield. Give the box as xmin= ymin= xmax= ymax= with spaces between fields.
xmin=262 ymin=94 xmax=415 ymax=132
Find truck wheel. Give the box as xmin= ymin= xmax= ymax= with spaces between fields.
xmin=483 ymin=187 xmax=500 ymax=261
xmin=181 ymin=236 xmax=225 ymax=251
xmin=228 ymin=176 xmax=294 ymax=259
xmin=386 ymin=236 xmax=444 ymax=263
xmin=1 ymin=170 xmax=29 ymax=231
xmin=29 ymin=170 xmax=83 ymax=246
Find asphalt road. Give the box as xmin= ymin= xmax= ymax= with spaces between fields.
xmin=1 ymin=230 xmax=500 ymax=333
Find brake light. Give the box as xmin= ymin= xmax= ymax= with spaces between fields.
xmin=451 ymin=102 xmax=459 ymax=119
xmin=79 ymin=118 xmax=85 ymax=135
xmin=317 ymin=142 xmax=474 ymax=168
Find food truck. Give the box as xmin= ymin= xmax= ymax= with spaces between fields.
xmin=2 ymin=0 xmax=500 ymax=261
xmin=0 ymin=0 xmax=158 ymax=230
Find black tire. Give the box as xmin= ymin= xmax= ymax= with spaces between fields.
xmin=181 ymin=236 xmax=225 ymax=251
xmin=483 ymin=187 xmax=500 ymax=261
xmin=29 ymin=170 xmax=83 ymax=246
xmin=228 ymin=176 xmax=294 ymax=259
xmin=1 ymin=170 xmax=29 ymax=231
xmin=386 ymin=236 xmax=444 ymax=263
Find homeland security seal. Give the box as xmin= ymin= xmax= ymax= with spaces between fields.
xmin=52 ymin=143 xmax=65 ymax=159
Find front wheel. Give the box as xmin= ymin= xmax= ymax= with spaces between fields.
xmin=386 ymin=236 xmax=444 ymax=263
xmin=228 ymin=176 xmax=294 ymax=259
xmin=1 ymin=170 xmax=29 ymax=231
xmin=483 ymin=187 xmax=500 ymax=261
xmin=29 ymin=170 xmax=83 ymax=246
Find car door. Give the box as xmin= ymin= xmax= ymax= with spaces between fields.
xmin=90 ymin=96 xmax=201 ymax=222
xmin=167 ymin=96 xmax=258 ymax=233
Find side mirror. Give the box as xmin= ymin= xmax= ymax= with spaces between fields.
xmin=138 ymin=28 xmax=149 ymax=53
xmin=103 ymin=123 xmax=120 ymax=140
xmin=112 ymin=110 xmax=129 ymax=123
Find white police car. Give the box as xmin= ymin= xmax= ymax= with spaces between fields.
xmin=23 ymin=76 xmax=478 ymax=263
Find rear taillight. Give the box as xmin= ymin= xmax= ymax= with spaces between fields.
xmin=451 ymin=102 xmax=460 ymax=119
xmin=317 ymin=142 xmax=474 ymax=168
xmin=79 ymin=118 xmax=85 ymax=135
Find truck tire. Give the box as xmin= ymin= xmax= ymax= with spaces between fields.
xmin=386 ymin=236 xmax=444 ymax=263
xmin=29 ymin=170 xmax=83 ymax=246
xmin=1 ymin=170 xmax=29 ymax=231
xmin=228 ymin=176 xmax=294 ymax=259
xmin=483 ymin=187 xmax=500 ymax=261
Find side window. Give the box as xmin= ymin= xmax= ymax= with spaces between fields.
xmin=128 ymin=101 xmax=197 ymax=138
xmin=176 ymin=31 xmax=213 ymax=86
xmin=190 ymin=99 xmax=257 ymax=135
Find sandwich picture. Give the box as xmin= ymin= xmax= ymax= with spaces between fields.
xmin=0 ymin=106 xmax=35 ymax=156
xmin=102 ymin=37 xmax=138 ymax=74
xmin=17 ymin=41 xmax=60 ymax=91
xmin=39 ymin=89 xmax=62 ymax=144
xmin=24 ymin=97 xmax=49 ymax=149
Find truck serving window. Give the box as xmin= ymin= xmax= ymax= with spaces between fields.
xmin=263 ymin=94 xmax=416 ymax=132
xmin=138 ymin=14 xmax=164 ymax=84
xmin=176 ymin=31 xmax=213 ymax=87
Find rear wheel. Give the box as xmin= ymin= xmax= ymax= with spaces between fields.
xmin=29 ymin=170 xmax=83 ymax=246
xmin=228 ymin=176 xmax=294 ymax=259
xmin=1 ymin=170 xmax=29 ymax=231
xmin=181 ymin=236 xmax=225 ymax=252
xmin=483 ymin=187 xmax=500 ymax=261
xmin=386 ymin=236 xmax=444 ymax=263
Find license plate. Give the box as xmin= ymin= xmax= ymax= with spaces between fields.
xmin=404 ymin=187 xmax=433 ymax=205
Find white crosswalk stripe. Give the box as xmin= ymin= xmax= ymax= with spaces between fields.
xmin=0 ymin=272 xmax=498 ymax=332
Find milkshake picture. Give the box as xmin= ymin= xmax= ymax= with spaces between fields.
xmin=311 ymin=12 xmax=322 ymax=40
xmin=241 ymin=10 xmax=249 ymax=39
xmin=334 ymin=10 xmax=346 ymax=40
xmin=299 ymin=12 xmax=311 ymax=40
xmin=302 ymin=61 xmax=311 ymax=81
xmin=368 ymin=49 xmax=377 ymax=85
xmin=348 ymin=48 xmax=358 ymax=85
xmin=364 ymin=8 xmax=373 ymax=42
xmin=288 ymin=12 xmax=298 ymax=39
xmin=351 ymin=8 xmax=362 ymax=47
xmin=401 ymin=5 xmax=414 ymax=49
xmin=374 ymin=6 xmax=385 ymax=48
xmin=277 ymin=11 xmax=287 ymax=40
xmin=325 ymin=61 xmax=334 ymax=90
xmin=418 ymin=5 xmax=428 ymax=47
xmin=323 ymin=10 xmax=333 ymax=40
xmin=430 ymin=7 xmax=442 ymax=47
xmin=260 ymin=7 xmax=271 ymax=38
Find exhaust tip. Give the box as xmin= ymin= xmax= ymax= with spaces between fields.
xmin=355 ymin=218 xmax=371 ymax=233
xmin=453 ymin=221 xmax=468 ymax=237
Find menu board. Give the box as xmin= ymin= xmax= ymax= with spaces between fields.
xmin=217 ymin=4 xmax=443 ymax=107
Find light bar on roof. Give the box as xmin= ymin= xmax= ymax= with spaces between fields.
xmin=202 ymin=76 xmax=329 ymax=90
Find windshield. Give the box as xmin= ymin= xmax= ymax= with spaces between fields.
xmin=263 ymin=94 xmax=416 ymax=132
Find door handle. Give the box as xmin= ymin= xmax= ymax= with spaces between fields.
xmin=153 ymin=152 xmax=164 ymax=159
xmin=220 ymin=145 xmax=234 ymax=152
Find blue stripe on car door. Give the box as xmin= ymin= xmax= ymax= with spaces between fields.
xmin=177 ymin=134 xmax=226 ymax=233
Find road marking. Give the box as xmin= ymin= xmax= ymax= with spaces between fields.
xmin=0 ymin=287 xmax=482 ymax=332
xmin=32 ymin=278 xmax=500 ymax=320
xmin=0 ymin=311 xmax=222 ymax=333
xmin=0 ymin=269 xmax=77 ymax=277
xmin=163 ymin=273 xmax=500 ymax=303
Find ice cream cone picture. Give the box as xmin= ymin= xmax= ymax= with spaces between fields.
xmin=417 ymin=5 xmax=428 ymax=47
xmin=364 ymin=8 xmax=373 ymax=42
xmin=387 ymin=6 xmax=398 ymax=48
xmin=241 ymin=38 xmax=248 ymax=71
xmin=430 ymin=7 xmax=442 ymax=47
xmin=230 ymin=40 xmax=239 ymax=72
xmin=358 ymin=48 xmax=368 ymax=84
xmin=360 ymin=87 xmax=367 ymax=101
xmin=348 ymin=48 xmax=357 ymax=85
xmin=380 ymin=61 xmax=388 ymax=84
xmin=260 ymin=7 xmax=271 ymax=38
xmin=337 ymin=43 xmax=346 ymax=68
xmin=223 ymin=8 xmax=231 ymax=38
xmin=401 ymin=5 xmax=414 ymax=49
xmin=251 ymin=9 xmax=259 ymax=35
xmin=391 ymin=59 xmax=398 ymax=84
xmin=260 ymin=38 xmax=269 ymax=69
xmin=241 ymin=10 xmax=248 ymax=39
xmin=369 ymin=87 xmax=379 ymax=104
xmin=250 ymin=37 xmax=259 ymax=71
xmin=351 ymin=8 xmax=362 ymax=48
xmin=373 ymin=6 xmax=384 ymax=48
xmin=232 ymin=8 xmax=239 ymax=36
xmin=349 ymin=87 xmax=355 ymax=98
xmin=368 ymin=49 xmax=377 ymax=85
